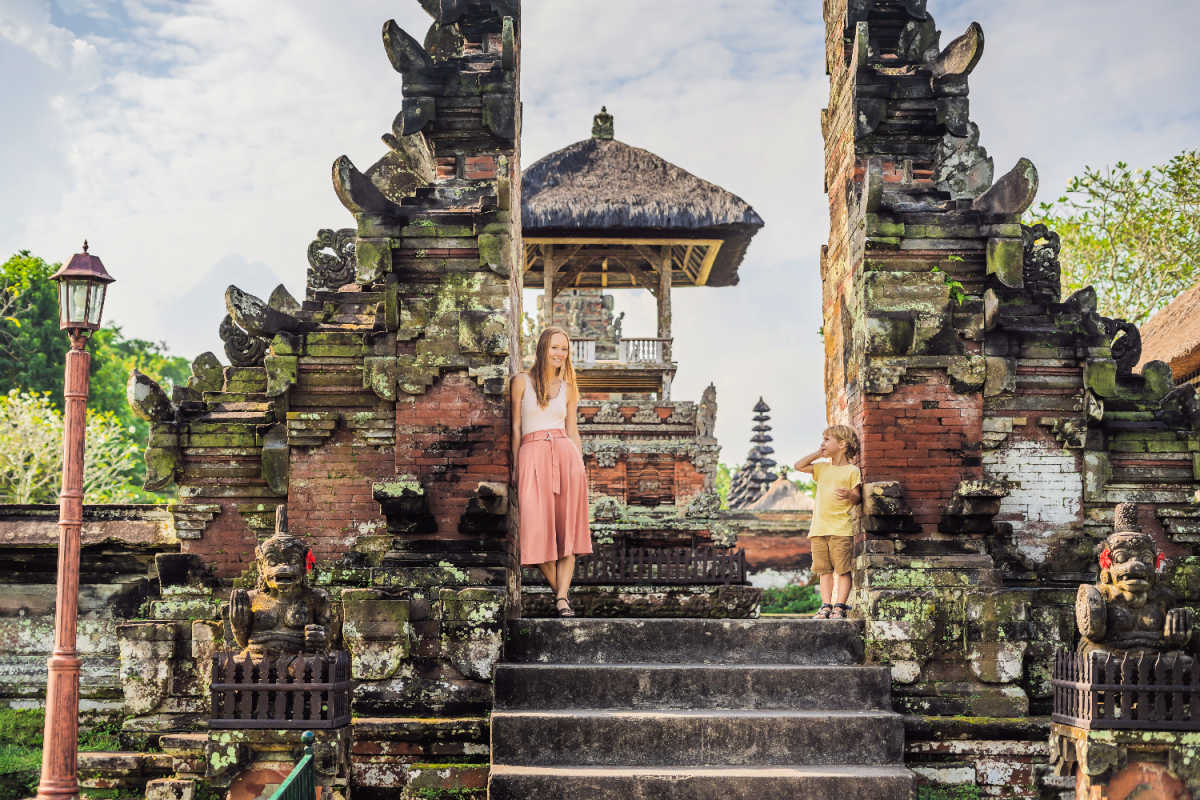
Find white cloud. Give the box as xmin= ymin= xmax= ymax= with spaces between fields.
xmin=0 ymin=0 xmax=1198 ymax=464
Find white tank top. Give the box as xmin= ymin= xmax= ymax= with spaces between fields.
xmin=521 ymin=374 xmax=567 ymax=434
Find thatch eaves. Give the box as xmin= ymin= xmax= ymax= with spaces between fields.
xmin=522 ymin=136 xmax=764 ymax=286
xmin=1137 ymin=280 xmax=1200 ymax=382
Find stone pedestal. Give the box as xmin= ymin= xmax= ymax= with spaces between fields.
xmin=1051 ymin=724 xmax=1200 ymax=800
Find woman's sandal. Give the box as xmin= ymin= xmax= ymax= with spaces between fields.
xmin=830 ymin=603 xmax=851 ymax=619
xmin=814 ymin=603 xmax=833 ymax=619
xmin=555 ymin=596 xmax=575 ymax=617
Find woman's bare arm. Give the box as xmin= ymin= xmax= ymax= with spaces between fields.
xmin=510 ymin=373 xmax=524 ymax=482
xmin=566 ymin=383 xmax=583 ymax=454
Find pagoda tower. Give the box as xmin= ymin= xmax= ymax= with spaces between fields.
xmin=728 ymin=397 xmax=778 ymax=508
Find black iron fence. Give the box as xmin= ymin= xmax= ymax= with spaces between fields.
xmin=211 ymin=651 xmax=351 ymax=730
xmin=546 ymin=539 xmax=748 ymax=586
xmin=1051 ymin=648 xmax=1199 ymax=731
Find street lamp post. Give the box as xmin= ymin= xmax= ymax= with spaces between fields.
xmin=36 ymin=241 xmax=114 ymax=800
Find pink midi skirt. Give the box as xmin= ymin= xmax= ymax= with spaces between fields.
xmin=518 ymin=428 xmax=592 ymax=565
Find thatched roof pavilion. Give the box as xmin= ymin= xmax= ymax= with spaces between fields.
xmin=522 ymin=108 xmax=764 ymax=291
xmin=520 ymin=108 xmax=763 ymax=397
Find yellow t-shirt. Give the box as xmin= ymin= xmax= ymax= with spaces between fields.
xmin=810 ymin=462 xmax=861 ymax=537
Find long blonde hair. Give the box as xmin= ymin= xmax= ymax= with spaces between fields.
xmin=529 ymin=326 xmax=577 ymax=408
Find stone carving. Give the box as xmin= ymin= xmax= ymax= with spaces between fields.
xmin=126 ymin=370 xmax=174 ymax=423
xmin=697 ymin=383 xmax=717 ymax=439
xmin=1159 ymin=384 xmax=1200 ymax=430
xmin=219 ymin=314 xmax=268 ymax=367
xmin=592 ymin=403 xmax=624 ymax=424
xmin=933 ymin=123 xmax=993 ymax=200
xmin=589 ymin=441 xmax=622 ymax=469
xmin=187 ymin=351 xmax=224 ymax=393
xmin=1076 ymin=503 xmax=1194 ymax=661
xmin=307 ymin=228 xmax=358 ymax=290
xmin=1021 ymin=223 xmax=1062 ymax=306
xmin=631 ymin=405 xmax=661 ymax=424
xmin=591 ymin=105 xmax=613 ymax=140
xmin=1097 ymin=316 xmax=1142 ymax=376
xmin=665 ymin=403 xmax=696 ymax=425
xmin=931 ymin=21 xmax=984 ymax=84
xmin=972 ymin=157 xmax=1039 ymax=217
xmin=226 ymin=285 xmax=302 ymax=339
xmin=229 ymin=507 xmax=338 ymax=659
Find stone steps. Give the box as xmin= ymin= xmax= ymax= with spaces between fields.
xmin=495 ymin=663 xmax=892 ymax=711
xmin=490 ymin=708 xmax=904 ymax=767
xmin=489 ymin=618 xmax=912 ymax=800
xmin=488 ymin=765 xmax=914 ymax=800
xmin=504 ymin=617 xmax=864 ymax=665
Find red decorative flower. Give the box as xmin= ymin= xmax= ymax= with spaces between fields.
xmin=1156 ymin=552 xmax=1166 ymax=571
xmin=305 ymin=549 xmax=316 ymax=572
xmin=1098 ymin=548 xmax=1112 ymax=570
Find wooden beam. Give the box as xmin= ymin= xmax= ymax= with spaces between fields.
xmin=610 ymin=257 xmax=656 ymax=297
xmin=553 ymin=258 xmax=593 ymax=297
xmin=695 ymin=241 xmax=723 ymax=286
xmin=681 ymin=244 xmax=696 ymax=281
xmin=526 ymin=236 xmax=722 ymax=247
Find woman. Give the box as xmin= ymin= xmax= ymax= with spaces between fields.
xmin=511 ymin=327 xmax=592 ymax=617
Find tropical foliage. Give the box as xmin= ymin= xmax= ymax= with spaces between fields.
xmin=1030 ymin=150 xmax=1200 ymax=325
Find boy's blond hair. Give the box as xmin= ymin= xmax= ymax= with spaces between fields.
xmin=824 ymin=425 xmax=860 ymax=459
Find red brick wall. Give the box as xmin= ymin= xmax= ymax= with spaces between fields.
xmin=395 ymin=373 xmax=509 ymax=536
xmin=288 ymin=428 xmax=392 ymax=562
xmin=181 ymin=500 xmax=259 ymax=578
xmin=859 ymin=369 xmax=983 ymax=531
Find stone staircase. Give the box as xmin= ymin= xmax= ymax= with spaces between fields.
xmin=488 ymin=618 xmax=913 ymax=799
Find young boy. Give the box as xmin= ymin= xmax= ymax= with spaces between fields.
xmin=794 ymin=425 xmax=862 ymax=619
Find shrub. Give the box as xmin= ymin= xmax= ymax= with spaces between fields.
xmin=761 ymin=584 xmax=821 ymax=614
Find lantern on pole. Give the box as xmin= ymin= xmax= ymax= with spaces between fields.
xmin=37 ymin=241 xmax=114 ymax=800
xmin=49 ymin=240 xmax=114 ymax=333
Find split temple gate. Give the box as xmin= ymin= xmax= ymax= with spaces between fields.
xmin=0 ymin=1 xmax=1197 ymax=799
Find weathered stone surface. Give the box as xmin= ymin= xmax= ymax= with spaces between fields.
xmin=127 ymin=369 xmax=174 ymax=422
xmin=341 ymin=589 xmax=411 ymax=680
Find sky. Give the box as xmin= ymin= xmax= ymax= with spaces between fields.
xmin=2 ymin=0 xmax=1199 ymax=466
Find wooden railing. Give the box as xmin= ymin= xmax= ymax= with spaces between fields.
xmin=211 ymin=650 xmax=351 ymax=729
xmin=620 ymin=337 xmax=671 ymax=364
xmin=1052 ymin=648 xmax=1199 ymax=730
xmin=268 ymin=731 xmax=316 ymax=800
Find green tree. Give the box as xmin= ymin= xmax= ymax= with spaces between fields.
xmin=0 ymin=251 xmax=192 ymax=498
xmin=0 ymin=390 xmax=143 ymax=504
xmin=1030 ymin=150 xmax=1200 ymax=325
xmin=0 ymin=252 xmax=64 ymax=404
xmin=714 ymin=463 xmax=735 ymax=508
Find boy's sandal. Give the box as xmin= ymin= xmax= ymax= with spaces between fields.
xmin=555 ymin=596 xmax=575 ymax=617
xmin=830 ymin=603 xmax=850 ymax=619
xmin=814 ymin=603 xmax=833 ymax=619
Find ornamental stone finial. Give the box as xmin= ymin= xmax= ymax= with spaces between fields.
xmin=592 ymin=106 xmax=614 ymax=140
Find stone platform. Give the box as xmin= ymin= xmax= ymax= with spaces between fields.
xmin=520 ymin=584 xmax=761 ymax=618
xmin=489 ymin=618 xmax=913 ymax=799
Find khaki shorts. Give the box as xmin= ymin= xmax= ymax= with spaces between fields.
xmin=810 ymin=535 xmax=853 ymax=576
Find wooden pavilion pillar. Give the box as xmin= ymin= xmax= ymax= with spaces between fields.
xmin=656 ymin=246 xmax=672 ymax=361
xmin=542 ymin=245 xmax=559 ymax=328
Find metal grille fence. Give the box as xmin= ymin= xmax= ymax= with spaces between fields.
xmin=562 ymin=540 xmax=748 ymax=585
xmin=211 ymin=651 xmax=351 ymax=730
xmin=1052 ymin=649 xmax=1199 ymax=731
